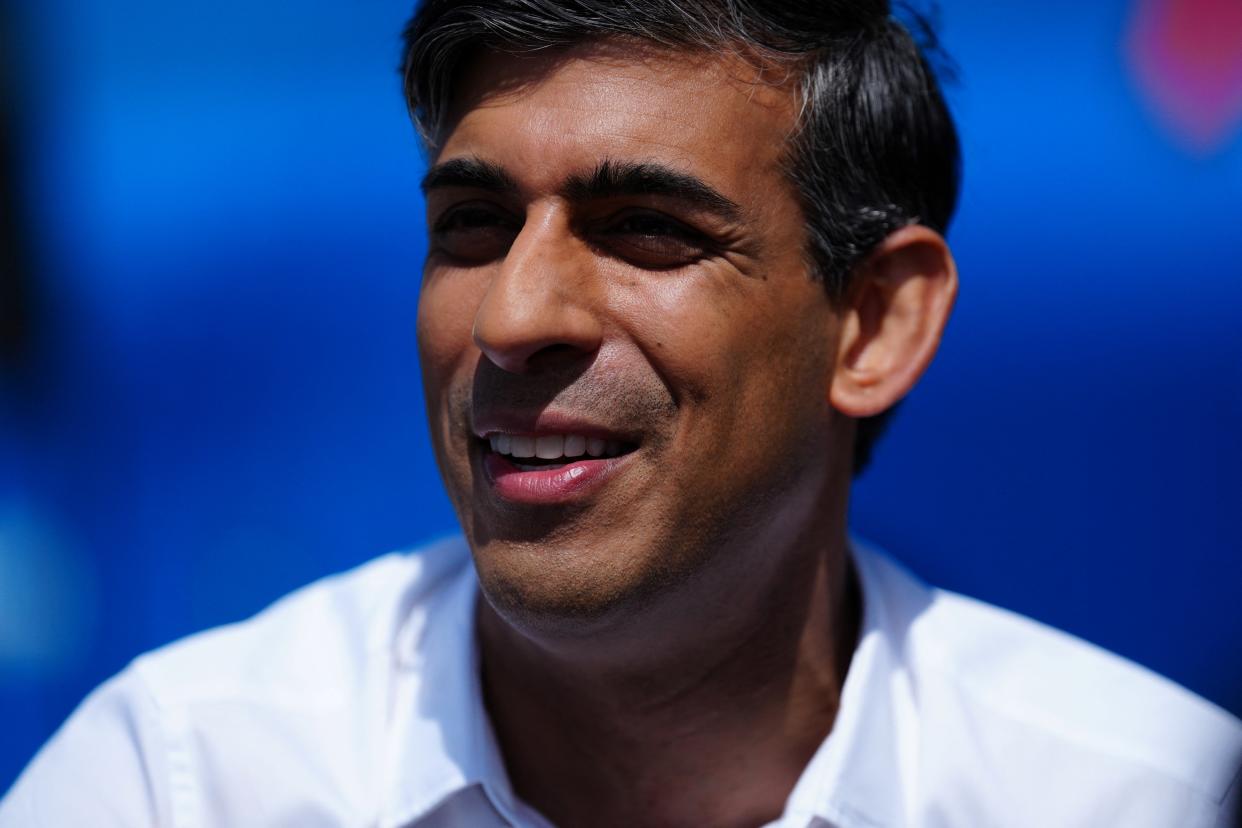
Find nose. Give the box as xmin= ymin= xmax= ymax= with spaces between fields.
xmin=472 ymin=207 xmax=603 ymax=374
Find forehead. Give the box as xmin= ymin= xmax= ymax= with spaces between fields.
xmin=437 ymin=43 xmax=798 ymax=196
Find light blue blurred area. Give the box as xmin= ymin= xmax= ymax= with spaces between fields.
xmin=0 ymin=504 xmax=97 ymax=674
xmin=2 ymin=0 xmax=1240 ymax=793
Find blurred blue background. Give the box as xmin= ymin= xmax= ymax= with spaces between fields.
xmin=1 ymin=0 xmax=1240 ymax=792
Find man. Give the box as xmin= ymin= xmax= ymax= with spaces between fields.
xmin=3 ymin=1 xmax=1240 ymax=826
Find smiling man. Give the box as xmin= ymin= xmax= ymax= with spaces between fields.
xmin=3 ymin=1 xmax=1241 ymax=827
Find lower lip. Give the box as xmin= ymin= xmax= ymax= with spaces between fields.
xmin=482 ymin=450 xmax=628 ymax=504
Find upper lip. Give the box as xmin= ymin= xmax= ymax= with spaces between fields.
xmin=471 ymin=409 xmax=641 ymax=443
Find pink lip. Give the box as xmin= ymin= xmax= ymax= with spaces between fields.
xmin=481 ymin=450 xmax=630 ymax=505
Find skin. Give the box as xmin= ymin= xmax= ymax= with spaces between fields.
xmin=416 ymin=42 xmax=957 ymax=828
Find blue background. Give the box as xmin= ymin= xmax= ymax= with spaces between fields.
xmin=2 ymin=0 xmax=1240 ymax=792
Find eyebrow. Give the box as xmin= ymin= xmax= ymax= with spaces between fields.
xmin=563 ymin=159 xmax=744 ymax=223
xmin=420 ymin=157 xmax=520 ymax=195
xmin=421 ymin=156 xmax=745 ymax=224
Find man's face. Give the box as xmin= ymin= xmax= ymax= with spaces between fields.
xmin=417 ymin=44 xmax=850 ymax=632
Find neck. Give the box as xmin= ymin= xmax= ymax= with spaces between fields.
xmin=477 ymin=528 xmax=861 ymax=828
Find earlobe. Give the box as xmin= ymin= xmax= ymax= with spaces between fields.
xmin=829 ymin=225 xmax=958 ymax=418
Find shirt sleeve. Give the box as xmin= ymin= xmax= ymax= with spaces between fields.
xmin=0 ymin=667 xmax=172 ymax=827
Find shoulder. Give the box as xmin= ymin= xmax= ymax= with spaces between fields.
xmin=132 ymin=534 xmax=471 ymax=707
xmin=0 ymin=536 xmax=475 ymax=828
xmin=856 ymin=544 xmax=1242 ymax=826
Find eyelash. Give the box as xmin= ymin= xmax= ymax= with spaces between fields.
xmin=597 ymin=211 xmax=698 ymax=240
xmin=429 ymin=204 xmax=715 ymax=270
xmin=591 ymin=210 xmax=715 ymax=269
xmin=432 ymin=204 xmax=517 ymax=234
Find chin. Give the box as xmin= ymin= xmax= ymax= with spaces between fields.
xmin=469 ymin=534 xmax=683 ymax=639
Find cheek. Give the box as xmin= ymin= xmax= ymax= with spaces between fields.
xmin=613 ymin=270 xmax=804 ymax=406
xmin=611 ymin=271 xmax=745 ymax=397
xmin=615 ymin=270 xmax=837 ymax=478
xmin=417 ymin=271 xmax=485 ymax=397
xmin=416 ymin=277 xmax=484 ymax=506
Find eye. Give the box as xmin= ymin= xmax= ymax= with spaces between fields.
xmin=430 ymin=203 xmax=520 ymax=265
xmin=592 ymin=210 xmax=714 ymax=270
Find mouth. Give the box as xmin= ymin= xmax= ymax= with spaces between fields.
xmin=476 ymin=429 xmax=640 ymax=505
xmin=487 ymin=432 xmax=633 ymax=469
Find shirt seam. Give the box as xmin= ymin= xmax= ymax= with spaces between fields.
xmin=915 ymin=650 xmax=1234 ymax=805
xmin=131 ymin=662 xmax=199 ymax=828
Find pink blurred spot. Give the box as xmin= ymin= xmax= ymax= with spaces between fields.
xmin=1126 ymin=0 xmax=1242 ymax=154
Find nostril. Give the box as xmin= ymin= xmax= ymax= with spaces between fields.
xmin=535 ymin=343 xmax=585 ymax=359
xmin=523 ymin=342 xmax=595 ymax=373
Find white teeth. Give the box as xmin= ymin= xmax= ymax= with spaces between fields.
xmin=488 ymin=432 xmax=626 ymax=460
xmin=535 ymin=435 xmax=564 ymax=459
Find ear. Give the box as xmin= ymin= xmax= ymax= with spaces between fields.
xmin=829 ymin=225 xmax=958 ymax=418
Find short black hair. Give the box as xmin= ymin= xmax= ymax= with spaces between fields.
xmin=400 ymin=0 xmax=961 ymax=474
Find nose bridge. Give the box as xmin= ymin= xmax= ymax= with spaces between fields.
xmin=472 ymin=202 xmax=602 ymax=373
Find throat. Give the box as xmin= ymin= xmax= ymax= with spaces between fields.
xmin=475 ymin=573 xmax=857 ymax=828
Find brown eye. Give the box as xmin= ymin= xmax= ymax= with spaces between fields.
xmin=594 ymin=211 xmax=712 ymax=270
xmin=431 ymin=205 xmax=520 ymax=265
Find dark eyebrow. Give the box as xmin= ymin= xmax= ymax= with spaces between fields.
xmin=420 ymin=157 xmax=519 ymax=195
xmin=562 ymin=159 xmax=745 ymax=223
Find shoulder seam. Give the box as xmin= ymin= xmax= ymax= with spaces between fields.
xmin=915 ymin=653 xmax=1236 ymax=804
xmin=127 ymin=664 xmax=199 ymax=828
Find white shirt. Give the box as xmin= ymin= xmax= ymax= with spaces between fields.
xmin=3 ymin=536 xmax=1240 ymax=827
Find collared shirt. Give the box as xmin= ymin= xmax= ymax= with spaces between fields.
xmin=2 ymin=536 xmax=1240 ymax=827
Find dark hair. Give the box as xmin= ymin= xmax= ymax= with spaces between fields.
xmin=400 ymin=0 xmax=961 ymax=474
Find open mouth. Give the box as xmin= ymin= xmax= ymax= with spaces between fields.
xmin=484 ymin=433 xmax=637 ymax=472
xmin=473 ymin=422 xmax=643 ymax=504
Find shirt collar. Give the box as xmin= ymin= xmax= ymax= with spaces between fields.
xmin=380 ymin=544 xmax=518 ymax=827
xmin=378 ymin=538 xmax=920 ymax=828
xmin=780 ymin=540 xmax=916 ymax=828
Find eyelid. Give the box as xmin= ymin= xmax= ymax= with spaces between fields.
xmin=592 ymin=207 xmax=710 ymax=240
xmin=430 ymin=199 xmax=520 ymax=232
xmin=579 ymin=207 xmax=723 ymax=272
